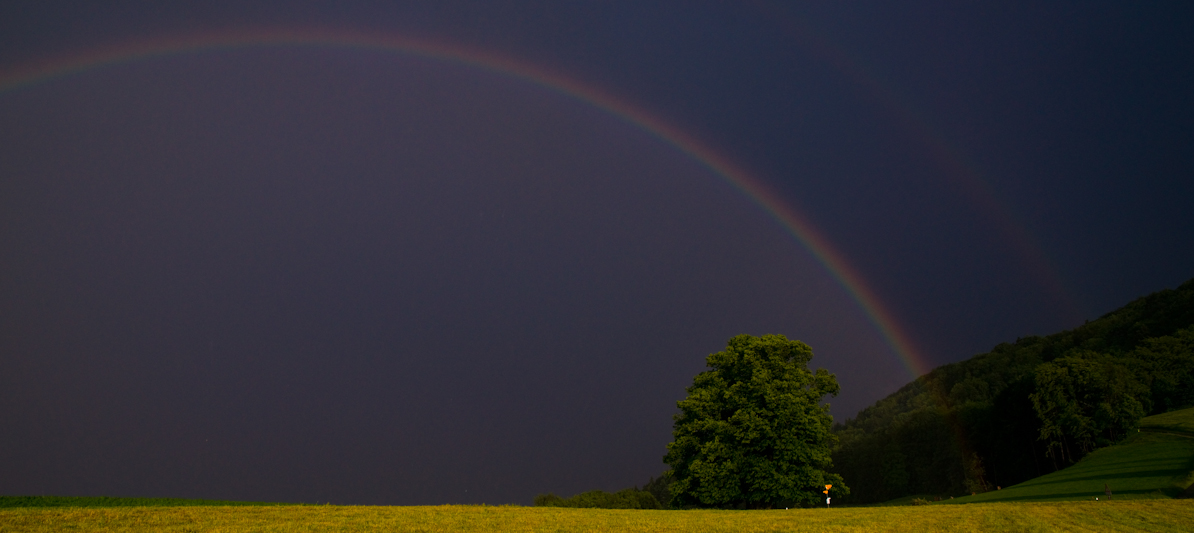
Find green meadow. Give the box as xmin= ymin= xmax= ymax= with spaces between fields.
xmin=0 ymin=501 xmax=1191 ymax=532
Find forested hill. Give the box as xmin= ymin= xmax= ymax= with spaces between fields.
xmin=831 ymin=277 xmax=1194 ymax=503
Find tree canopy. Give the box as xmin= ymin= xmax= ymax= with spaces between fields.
xmin=664 ymin=334 xmax=845 ymax=508
xmin=1030 ymin=351 xmax=1148 ymax=462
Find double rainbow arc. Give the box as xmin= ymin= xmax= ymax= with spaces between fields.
xmin=0 ymin=28 xmax=931 ymax=378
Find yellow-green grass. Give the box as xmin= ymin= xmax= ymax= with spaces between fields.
xmin=947 ymin=407 xmax=1194 ymax=504
xmin=1 ymin=501 xmax=1192 ymax=532
xmin=1141 ymin=406 xmax=1194 ymax=437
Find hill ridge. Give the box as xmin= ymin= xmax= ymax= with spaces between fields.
xmin=831 ymin=277 xmax=1194 ymax=503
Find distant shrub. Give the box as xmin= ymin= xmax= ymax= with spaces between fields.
xmin=533 ymin=494 xmax=563 ymax=507
xmin=533 ymin=489 xmax=661 ymax=509
xmin=643 ymin=473 xmax=673 ymax=509
xmin=910 ymin=498 xmax=930 ymax=506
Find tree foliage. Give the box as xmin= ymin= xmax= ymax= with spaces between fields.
xmin=664 ymin=334 xmax=845 ymax=508
xmin=642 ymin=472 xmax=674 ymax=509
xmin=1130 ymin=326 xmax=1194 ymax=413
xmin=1030 ymin=352 xmax=1148 ymax=462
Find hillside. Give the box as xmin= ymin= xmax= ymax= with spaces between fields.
xmin=832 ymin=277 xmax=1194 ymax=503
xmin=1140 ymin=407 xmax=1194 ymax=438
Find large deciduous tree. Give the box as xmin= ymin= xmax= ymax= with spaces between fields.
xmin=664 ymin=334 xmax=846 ymax=508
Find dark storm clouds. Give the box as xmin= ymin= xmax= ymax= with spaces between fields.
xmin=2 ymin=1 xmax=1193 ymax=505
xmin=0 ymin=50 xmax=890 ymax=504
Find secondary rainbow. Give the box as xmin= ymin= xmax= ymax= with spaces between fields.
xmin=752 ymin=4 xmax=1080 ymax=323
xmin=0 ymin=28 xmax=932 ymax=377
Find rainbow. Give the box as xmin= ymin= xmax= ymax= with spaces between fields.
xmin=754 ymin=3 xmax=1081 ymax=322
xmin=0 ymin=28 xmax=932 ymax=377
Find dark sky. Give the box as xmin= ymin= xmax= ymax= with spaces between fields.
xmin=2 ymin=1 xmax=1192 ymax=505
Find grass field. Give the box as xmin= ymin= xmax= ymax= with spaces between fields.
xmin=0 ymin=500 xmax=1191 ymax=532
xmin=945 ymin=407 xmax=1194 ymax=504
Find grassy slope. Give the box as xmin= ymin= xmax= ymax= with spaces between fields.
xmin=1140 ymin=407 xmax=1194 ymax=437
xmin=1 ymin=501 xmax=1191 ymax=532
xmin=945 ymin=407 xmax=1194 ymax=504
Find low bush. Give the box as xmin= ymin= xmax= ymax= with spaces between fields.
xmin=534 ymin=489 xmax=661 ymax=509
